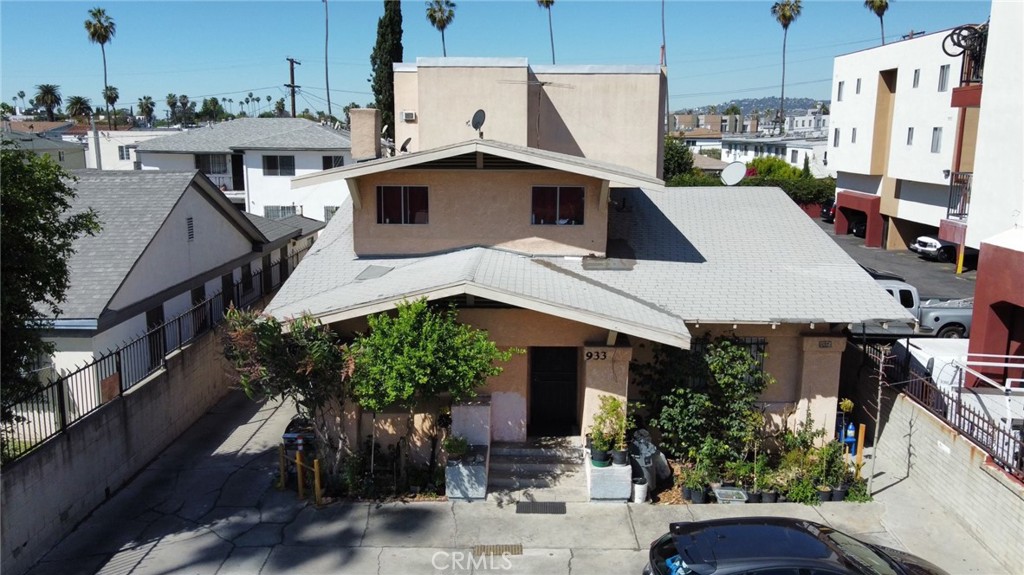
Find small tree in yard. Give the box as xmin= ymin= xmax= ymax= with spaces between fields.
xmin=223 ymin=309 xmax=351 ymax=483
xmin=349 ymin=298 xmax=518 ymax=479
xmin=632 ymin=336 xmax=775 ymax=470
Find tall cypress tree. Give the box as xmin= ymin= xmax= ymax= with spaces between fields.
xmin=370 ymin=0 xmax=403 ymax=141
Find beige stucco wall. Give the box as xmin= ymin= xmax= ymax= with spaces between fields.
xmin=393 ymin=69 xmax=419 ymax=150
xmin=351 ymin=169 xmax=608 ymax=256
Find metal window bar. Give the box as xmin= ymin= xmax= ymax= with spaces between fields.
xmin=0 ymin=247 xmax=308 ymax=465
xmin=946 ymin=172 xmax=972 ymax=220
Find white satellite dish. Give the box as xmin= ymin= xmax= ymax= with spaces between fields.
xmin=720 ymin=161 xmax=746 ymax=186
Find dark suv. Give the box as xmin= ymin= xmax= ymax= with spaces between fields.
xmin=821 ymin=199 xmax=836 ymax=223
xmin=645 ymin=517 xmax=948 ymax=575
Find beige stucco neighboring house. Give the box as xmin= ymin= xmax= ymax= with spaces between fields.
xmin=268 ymin=137 xmax=912 ymax=461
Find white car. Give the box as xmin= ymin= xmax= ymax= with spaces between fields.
xmin=909 ymin=235 xmax=957 ymax=262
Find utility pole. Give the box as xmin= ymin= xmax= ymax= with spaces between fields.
xmin=285 ymin=57 xmax=301 ymax=118
xmin=324 ymin=0 xmax=332 ymax=117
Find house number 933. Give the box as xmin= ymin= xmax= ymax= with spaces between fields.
xmin=585 ymin=351 xmax=608 ymax=360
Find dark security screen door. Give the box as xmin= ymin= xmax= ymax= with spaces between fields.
xmin=529 ymin=347 xmax=578 ymax=436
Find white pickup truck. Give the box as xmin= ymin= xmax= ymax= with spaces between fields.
xmin=852 ymin=280 xmax=974 ymax=338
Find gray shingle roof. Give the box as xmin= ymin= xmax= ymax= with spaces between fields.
xmin=58 ymin=171 xmax=199 ymax=320
xmin=135 ymin=118 xmax=351 ymax=154
xmin=278 ymin=214 xmax=326 ymax=236
xmin=245 ymin=213 xmax=301 ymax=243
xmin=265 ymin=185 xmax=912 ymax=345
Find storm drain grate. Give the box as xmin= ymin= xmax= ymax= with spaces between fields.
xmin=515 ymin=501 xmax=566 ymax=514
xmin=472 ymin=544 xmax=523 ymax=556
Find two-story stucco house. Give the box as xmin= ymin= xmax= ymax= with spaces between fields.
xmin=135 ymin=118 xmax=352 ymax=222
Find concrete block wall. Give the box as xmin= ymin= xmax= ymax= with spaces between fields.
xmin=873 ymin=390 xmax=1024 ymax=574
xmin=1 ymin=329 xmax=232 ymax=575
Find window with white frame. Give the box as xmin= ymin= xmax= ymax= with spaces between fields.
xmin=856 ymin=78 xmax=861 ymax=94
xmin=907 ymin=127 xmax=914 ymax=145
xmin=118 ymin=145 xmax=130 ymax=161
xmin=913 ymin=69 xmax=921 ymax=88
xmin=322 ymin=155 xmax=344 ymax=170
xmin=195 ymin=154 xmax=227 ymax=174
xmin=833 ymin=128 xmax=840 ymax=147
xmin=262 ymin=155 xmax=295 ymax=176
xmin=532 ymin=186 xmax=584 ymax=225
xmin=837 ymin=81 xmax=845 ymax=102
xmin=938 ymin=65 xmax=950 ymax=92
xmin=931 ymin=127 xmax=942 ymax=153
xmin=851 ymin=128 xmax=857 ymax=144
xmin=791 ymin=150 xmax=798 ymax=163
xmin=377 ymin=185 xmax=428 ymax=224
xmin=324 ymin=205 xmax=340 ymax=222
xmin=264 ymin=205 xmax=297 ymax=220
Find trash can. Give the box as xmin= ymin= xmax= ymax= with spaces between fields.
xmin=631 ymin=429 xmax=658 ymax=491
xmin=632 ymin=477 xmax=649 ymax=503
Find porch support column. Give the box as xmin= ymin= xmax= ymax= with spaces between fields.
xmin=580 ymin=344 xmax=632 ymax=440
xmin=796 ymin=335 xmax=847 ymax=444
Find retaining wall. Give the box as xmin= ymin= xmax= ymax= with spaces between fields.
xmin=1 ymin=329 xmax=232 ymax=575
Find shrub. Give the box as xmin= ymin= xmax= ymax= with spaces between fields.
xmin=442 ymin=435 xmax=468 ymax=458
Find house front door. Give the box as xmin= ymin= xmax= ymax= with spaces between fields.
xmin=528 ymin=347 xmax=578 ymax=437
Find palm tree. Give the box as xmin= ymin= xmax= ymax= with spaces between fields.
xmin=165 ymin=93 xmax=178 ymax=124
xmin=84 ymin=7 xmax=117 ymax=128
xmin=247 ymin=92 xmax=254 ymax=116
xmin=425 ymin=0 xmax=456 ymax=57
xmin=771 ymin=0 xmax=802 ymax=134
xmin=179 ymin=94 xmax=190 ymax=124
xmin=35 ymin=84 xmax=62 ymax=121
xmin=138 ymin=95 xmax=155 ymax=126
xmin=103 ymin=85 xmax=119 ymax=128
xmin=65 ymin=96 xmax=93 ymax=119
xmin=265 ymin=95 xmax=272 ymax=116
xmin=275 ymin=98 xmax=286 ymax=117
xmin=864 ymin=0 xmax=890 ymax=45
xmin=17 ymin=90 xmax=25 ymax=111
xmin=537 ymin=0 xmax=556 ymax=65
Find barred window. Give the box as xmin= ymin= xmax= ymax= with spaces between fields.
xmin=322 ymin=155 xmax=345 ymax=169
xmin=264 ymin=205 xmax=297 ymax=220
xmin=195 ymin=154 xmax=227 ymax=174
xmin=324 ymin=205 xmax=340 ymax=222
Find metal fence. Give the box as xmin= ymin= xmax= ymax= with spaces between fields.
xmin=865 ymin=343 xmax=1024 ymax=481
xmin=946 ymin=172 xmax=972 ymax=220
xmin=1 ymin=247 xmax=309 ymax=464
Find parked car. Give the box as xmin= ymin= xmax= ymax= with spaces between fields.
xmin=850 ymin=279 xmax=973 ymax=338
xmin=849 ymin=216 xmax=867 ymax=238
xmin=909 ymin=236 xmax=957 ymax=263
xmin=644 ymin=517 xmax=948 ymax=575
xmin=821 ymin=198 xmax=836 ymax=223
xmin=282 ymin=415 xmax=316 ymax=453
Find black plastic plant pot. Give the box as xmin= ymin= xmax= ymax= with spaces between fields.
xmin=690 ymin=488 xmax=708 ymax=504
xmin=611 ymin=449 xmax=629 ymax=466
xmin=591 ymin=449 xmax=611 ymax=467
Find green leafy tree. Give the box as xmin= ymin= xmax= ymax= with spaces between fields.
xmin=34 ymin=84 xmax=62 ymax=122
xmin=84 ymin=7 xmax=116 ymax=129
xmin=864 ymin=0 xmax=890 ymax=45
xmin=537 ymin=0 xmax=556 ymax=64
xmin=370 ymin=0 xmax=403 ymax=141
xmin=65 ymin=95 xmax=93 ymax=119
xmin=274 ymin=98 xmax=287 ymax=117
xmin=748 ymin=156 xmax=801 ymax=179
xmin=1 ymin=143 xmax=101 ymax=424
xmin=425 ymin=0 xmax=456 ymax=57
xmin=102 ymin=85 xmax=119 ymax=128
xmin=771 ymin=0 xmax=802 ymax=133
xmin=343 ymin=101 xmax=361 ymax=128
xmin=632 ymin=336 xmax=775 ymax=465
xmin=801 ymin=155 xmax=811 ymax=179
xmin=663 ymin=136 xmax=694 ymax=180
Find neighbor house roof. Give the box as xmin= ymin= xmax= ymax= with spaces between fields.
xmin=278 ymin=214 xmax=327 ymax=236
xmin=135 ymin=118 xmax=351 ymax=154
xmin=55 ymin=170 xmax=267 ymax=325
xmin=692 ymin=154 xmax=728 ymax=172
xmin=244 ymin=213 xmax=302 ymax=244
xmin=6 ymin=121 xmax=74 ymax=134
xmin=265 ymin=184 xmax=912 ymax=349
xmin=3 ymin=131 xmax=85 ymax=150
xmin=293 ymin=138 xmax=664 ymax=192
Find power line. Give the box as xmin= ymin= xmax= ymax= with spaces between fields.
xmin=669 ymin=77 xmax=831 ymax=99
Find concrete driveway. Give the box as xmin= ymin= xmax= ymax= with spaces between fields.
xmin=24 ymin=390 xmax=1009 ymax=575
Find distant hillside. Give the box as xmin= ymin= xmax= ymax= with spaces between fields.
xmin=674 ymin=97 xmax=829 ymax=116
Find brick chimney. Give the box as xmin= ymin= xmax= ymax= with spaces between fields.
xmin=350 ymin=108 xmax=382 ymax=161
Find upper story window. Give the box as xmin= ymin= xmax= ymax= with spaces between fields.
xmin=833 ymin=128 xmax=840 ymax=147
xmin=196 ymin=153 xmax=227 ymax=174
xmin=790 ymin=150 xmax=798 ymax=163
xmin=262 ymin=155 xmax=295 ymax=176
xmin=532 ymin=186 xmax=584 ymax=226
xmin=851 ymin=128 xmax=857 ymax=144
xmin=855 ymin=78 xmax=862 ymax=94
xmin=322 ymin=155 xmax=344 ymax=169
xmin=938 ymin=64 xmax=950 ymax=92
xmin=264 ymin=205 xmax=297 ymax=220
xmin=837 ymin=81 xmax=845 ymax=102
xmin=324 ymin=205 xmax=340 ymax=222
xmin=118 ymin=145 xmax=130 ymax=161
xmin=913 ymin=68 xmax=921 ymax=88
xmin=377 ymin=185 xmax=428 ymax=224
xmin=931 ymin=127 xmax=943 ymax=153
xmin=907 ymin=127 xmax=915 ymax=145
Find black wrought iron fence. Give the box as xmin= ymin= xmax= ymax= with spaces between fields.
xmin=1 ymin=246 xmax=310 ymax=464
xmin=865 ymin=342 xmax=1024 ymax=481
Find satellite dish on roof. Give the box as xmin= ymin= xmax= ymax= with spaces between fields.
xmin=470 ymin=109 xmax=486 ymax=138
xmin=400 ymin=137 xmax=411 ymax=153
xmin=720 ymin=161 xmax=746 ymax=186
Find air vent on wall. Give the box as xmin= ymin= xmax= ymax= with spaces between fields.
xmin=402 ymin=111 xmax=417 ymax=122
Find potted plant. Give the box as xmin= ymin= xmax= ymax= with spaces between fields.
xmin=684 ymin=467 xmax=709 ymax=504
xmin=589 ymin=429 xmax=612 ymax=467
xmin=758 ymin=467 xmax=779 ymax=503
xmin=595 ymin=395 xmax=629 ymax=466
xmin=442 ymin=435 xmax=468 ymax=462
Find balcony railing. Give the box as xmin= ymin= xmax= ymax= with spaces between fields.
xmin=947 ymin=171 xmax=972 ymax=220
xmin=943 ymin=23 xmax=987 ymax=86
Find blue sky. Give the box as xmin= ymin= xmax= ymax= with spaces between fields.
xmin=1 ymin=0 xmax=990 ymax=118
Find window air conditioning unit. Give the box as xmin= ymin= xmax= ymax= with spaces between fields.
xmin=402 ymin=110 xmax=417 ymax=122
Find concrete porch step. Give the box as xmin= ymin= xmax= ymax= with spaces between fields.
xmin=487 ymin=469 xmax=583 ymax=489
xmin=490 ymin=437 xmax=584 ymax=462
xmin=489 ymin=456 xmax=583 ymax=475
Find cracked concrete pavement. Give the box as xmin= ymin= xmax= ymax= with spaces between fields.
xmin=22 ymin=389 xmax=1010 ymax=575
